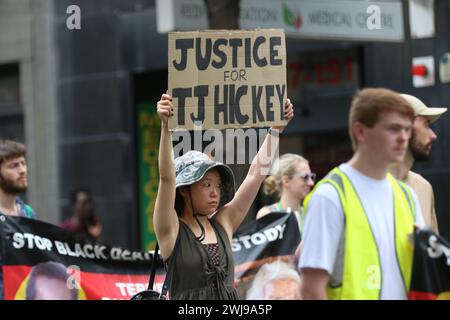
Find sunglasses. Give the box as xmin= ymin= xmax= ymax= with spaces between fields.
xmin=292 ymin=172 xmax=317 ymax=182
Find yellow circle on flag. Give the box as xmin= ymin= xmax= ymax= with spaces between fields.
xmin=436 ymin=291 xmax=450 ymax=300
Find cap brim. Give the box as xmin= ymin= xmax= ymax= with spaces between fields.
xmin=418 ymin=107 xmax=447 ymax=124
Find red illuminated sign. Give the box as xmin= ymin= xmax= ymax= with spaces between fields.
xmin=287 ymin=48 xmax=359 ymax=100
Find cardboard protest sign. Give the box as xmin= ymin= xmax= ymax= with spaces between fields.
xmin=0 ymin=215 xmax=165 ymax=300
xmin=168 ymin=29 xmax=287 ymax=130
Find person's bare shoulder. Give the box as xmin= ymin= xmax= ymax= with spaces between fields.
xmin=408 ymin=170 xmax=433 ymax=190
xmin=256 ymin=206 xmax=271 ymax=219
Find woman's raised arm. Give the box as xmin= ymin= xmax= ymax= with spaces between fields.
xmin=216 ymin=99 xmax=294 ymax=237
xmin=153 ymin=92 xmax=179 ymax=261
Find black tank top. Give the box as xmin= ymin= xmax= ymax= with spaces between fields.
xmin=167 ymin=219 xmax=239 ymax=300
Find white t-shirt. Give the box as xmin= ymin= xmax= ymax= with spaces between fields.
xmin=298 ymin=163 xmax=426 ymax=300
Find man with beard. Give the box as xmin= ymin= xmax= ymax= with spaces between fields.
xmin=0 ymin=139 xmax=37 ymax=299
xmin=391 ymin=94 xmax=447 ymax=233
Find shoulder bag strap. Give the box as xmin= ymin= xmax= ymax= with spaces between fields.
xmin=160 ymin=234 xmax=180 ymax=298
xmin=147 ymin=241 xmax=159 ymax=290
xmin=146 ymin=234 xmax=180 ymax=298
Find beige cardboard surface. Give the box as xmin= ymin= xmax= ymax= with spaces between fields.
xmin=168 ymin=29 xmax=287 ymax=130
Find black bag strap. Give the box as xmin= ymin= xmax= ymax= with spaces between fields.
xmin=148 ymin=235 xmax=179 ymax=298
xmin=147 ymin=241 xmax=159 ymax=290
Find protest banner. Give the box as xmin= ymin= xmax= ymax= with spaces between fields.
xmin=168 ymin=29 xmax=287 ymax=130
xmin=1 ymin=212 xmax=302 ymax=300
xmin=408 ymin=229 xmax=450 ymax=300
xmin=231 ymin=212 xmax=300 ymax=298
xmin=0 ymin=215 xmax=164 ymax=300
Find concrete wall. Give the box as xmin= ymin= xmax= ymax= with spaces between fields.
xmin=0 ymin=0 xmax=60 ymax=225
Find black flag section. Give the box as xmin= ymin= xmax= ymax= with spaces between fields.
xmin=409 ymin=229 xmax=450 ymax=300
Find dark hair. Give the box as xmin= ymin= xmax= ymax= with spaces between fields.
xmin=0 ymin=139 xmax=26 ymax=166
xmin=174 ymin=167 xmax=234 ymax=217
xmin=175 ymin=189 xmax=185 ymax=217
xmin=26 ymin=261 xmax=78 ymax=300
xmin=69 ymin=188 xmax=99 ymax=236
xmin=70 ymin=188 xmax=92 ymax=206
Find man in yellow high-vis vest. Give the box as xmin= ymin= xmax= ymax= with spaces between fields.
xmin=299 ymin=88 xmax=427 ymax=300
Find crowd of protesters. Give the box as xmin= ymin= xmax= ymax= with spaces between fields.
xmin=0 ymin=86 xmax=446 ymax=300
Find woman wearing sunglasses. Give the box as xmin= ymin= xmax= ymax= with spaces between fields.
xmin=256 ymin=153 xmax=315 ymax=235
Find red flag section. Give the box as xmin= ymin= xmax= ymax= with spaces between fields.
xmin=3 ymin=265 xmax=166 ymax=300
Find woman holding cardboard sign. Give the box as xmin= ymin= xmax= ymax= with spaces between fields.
xmin=154 ymin=92 xmax=294 ymax=300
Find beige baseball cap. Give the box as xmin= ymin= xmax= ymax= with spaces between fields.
xmin=400 ymin=94 xmax=447 ymax=124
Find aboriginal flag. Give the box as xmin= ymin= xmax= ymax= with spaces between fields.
xmin=0 ymin=214 xmax=165 ymax=300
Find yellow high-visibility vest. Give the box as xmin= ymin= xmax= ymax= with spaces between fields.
xmin=304 ymin=167 xmax=416 ymax=300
